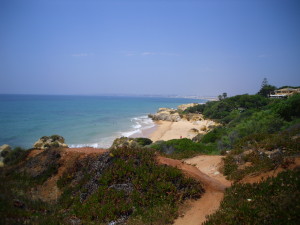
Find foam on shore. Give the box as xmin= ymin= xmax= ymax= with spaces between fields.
xmin=69 ymin=115 xmax=156 ymax=148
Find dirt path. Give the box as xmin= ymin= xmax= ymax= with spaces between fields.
xmin=156 ymin=155 xmax=231 ymax=225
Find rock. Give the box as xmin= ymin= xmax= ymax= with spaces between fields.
xmin=13 ymin=199 xmax=25 ymax=208
xmin=0 ymin=144 xmax=12 ymax=167
xmin=177 ymin=103 xmax=199 ymax=111
xmin=192 ymin=133 xmax=204 ymax=143
xmin=148 ymin=108 xmax=181 ymax=122
xmin=0 ymin=144 xmax=12 ymax=157
xmin=187 ymin=128 xmax=199 ymax=139
xmin=199 ymin=125 xmax=207 ymax=131
xmin=181 ymin=113 xmax=203 ymax=121
xmin=33 ymin=135 xmax=68 ymax=150
xmin=110 ymin=137 xmax=153 ymax=150
xmin=264 ymin=149 xmax=283 ymax=161
xmin=109 ymin=183 xmax=134 ymax=194
xmin=189 ymin=128 xmax=199 ymax=133
xmin=110 ymin=137 xmax=139 ymax=150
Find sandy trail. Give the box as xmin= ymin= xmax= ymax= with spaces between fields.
xmin=156 ymin=155 xmax=231 ymax=225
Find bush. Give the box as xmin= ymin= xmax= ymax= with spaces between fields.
xmin=222 ymin=124 xmax=300 ymax=181
xmin=151 ymin=138 xmax=216 ymax=159
xmin=135 ymin=138 xmax=153 ymax=146
xmin=201 ymin=127 xmax=226 ymax=144
xmin=184 ymin=104 xmax=205 ymax=114
xmin=3 ymin=147 xmax=28 ymax=165
xmin=61 ymin=147 xmax=203 ymax=224
xmin=272 ymin=94 xmax=300 ymax=121
xmin=204 ymin=170 xmax=300 ymax=225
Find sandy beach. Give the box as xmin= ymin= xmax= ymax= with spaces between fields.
xmin=149 ymin=119 xmax=217 ymax=142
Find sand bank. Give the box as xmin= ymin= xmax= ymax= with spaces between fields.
xmin=149 ymin=119 xmax=216 ymax=142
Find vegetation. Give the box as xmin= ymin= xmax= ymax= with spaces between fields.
xmin=134 ymin=137 xmax=153 ymax=146
xmin=222 ymin=125 xmax=300 ymax=181
xmin=204 ymin=169 xmax=300 ymax=225
xmin=184 ymin=94 xmax=269 ymax=123
xmin=150 ymin=138 xmax=217 ymax=159
xmin=3 ymin=147 xmax=29 ymax=166
xmin=1 ymin=83 xmax=300 ymax=224
xmin=257 ymin=78 xmax=277 ymax=97
xmin=1 ymin=147 xmax=203 ymax=224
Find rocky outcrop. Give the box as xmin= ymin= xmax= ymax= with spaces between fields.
xmin=148 ymin=108 xmax=181 ymax=122
xmin=0 ymin=144 xmax=12 ymax=156
xmin=181 ymin=113 xmax=204 ymax=122
xmin=110 ymin=137 xmax=152 ymax=150
xmin=177 ymin=103 xmax=199 ymax=111
xmin=0 ymin=144 xmax=12 ymax=167
xmin=33 ymin=135 xmax=68 ymax=150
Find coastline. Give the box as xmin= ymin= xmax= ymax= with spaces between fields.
xmin=146 ymin=118 xmax=217 ymax=142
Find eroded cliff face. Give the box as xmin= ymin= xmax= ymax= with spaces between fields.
xmin=33 ymin=135 xmax=68 ymax=150
xmin=148 ymin=107 xmax=181 ymax=122
xmin=148 ymin=104 xmax=203 ymax=122
xmin=148 ymin=104 xmax=215 ymax=124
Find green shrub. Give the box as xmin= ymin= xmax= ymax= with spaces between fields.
xmin=135 ymin=138 xmax=153 ymax=146
xmin=58 ymin=147 xmax=203 ymax=224
xmin=272 ymin=93 xmax=300 ymax=121
xmin=151 ymin=138 xmax=216 ymax=159
xmin=201 ymin=127 xmax=226 ymax=144
xmin=3 ymin=147 xmax=28 ymax=165
xmin=222 ymin=124 xmax=300 ymax=181
xmin=184 ymin=104 xmax=205 ymax=114
xmin=204 ymin=170 xmax=300 ymax=225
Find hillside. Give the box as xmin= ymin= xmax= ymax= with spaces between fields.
xmin=1 ymin=93 xmax=300 ymax=224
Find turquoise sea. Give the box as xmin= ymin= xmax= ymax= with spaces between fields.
xmin=0 ymin=95 xmax=206 ymax=149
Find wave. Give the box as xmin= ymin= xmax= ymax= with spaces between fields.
xmin=68 ymin=115 xmax=155 ymax=149
xmin=122 ymin=115 xmax=155 ymax=138
xmin=69 ymin=136 xmax=117 ymax=149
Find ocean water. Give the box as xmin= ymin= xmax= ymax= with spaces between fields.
xmin=0 ymin=95 xmax=206 ymax=149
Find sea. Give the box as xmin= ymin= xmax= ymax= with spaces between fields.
xmin=0 ymin=95 xmax=206 ymax=149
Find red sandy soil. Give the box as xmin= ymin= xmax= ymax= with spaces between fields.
xmin=157 ymin=155 xmax=300 ymax=225
xmin=28 ymin=147 xmax=108 ymax=202
xmin=240 ymin=157 xmax=300 ymax=184
xmin=157 ymin=155 xmax=230 ymax=225
xmin=26 ymin=148 xmax=300 ymax=224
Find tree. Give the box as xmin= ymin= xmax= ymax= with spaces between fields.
xmin=258 ymin=78 xmax=276 ymax=97
xmin=222 ymin=92 xmax=228 ymax=99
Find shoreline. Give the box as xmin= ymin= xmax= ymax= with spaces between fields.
xmin=147 ymin=118 xmax=217 ymax=142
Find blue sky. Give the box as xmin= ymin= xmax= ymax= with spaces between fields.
xmin=1 ymin=0 xmax=299 ymax=96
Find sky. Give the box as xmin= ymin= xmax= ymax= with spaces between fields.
xmin=0 ymin=0 xmax=299 ymax=97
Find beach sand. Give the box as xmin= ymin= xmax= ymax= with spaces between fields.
xmin=149 ymin=119 xmax=216 ymax=142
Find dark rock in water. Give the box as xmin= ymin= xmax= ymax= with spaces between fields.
xmin=33 ymin=135 xmax=68 ymax=150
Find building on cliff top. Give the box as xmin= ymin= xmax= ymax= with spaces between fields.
xmin=269 ymin=88 xmax=300 ymax=98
